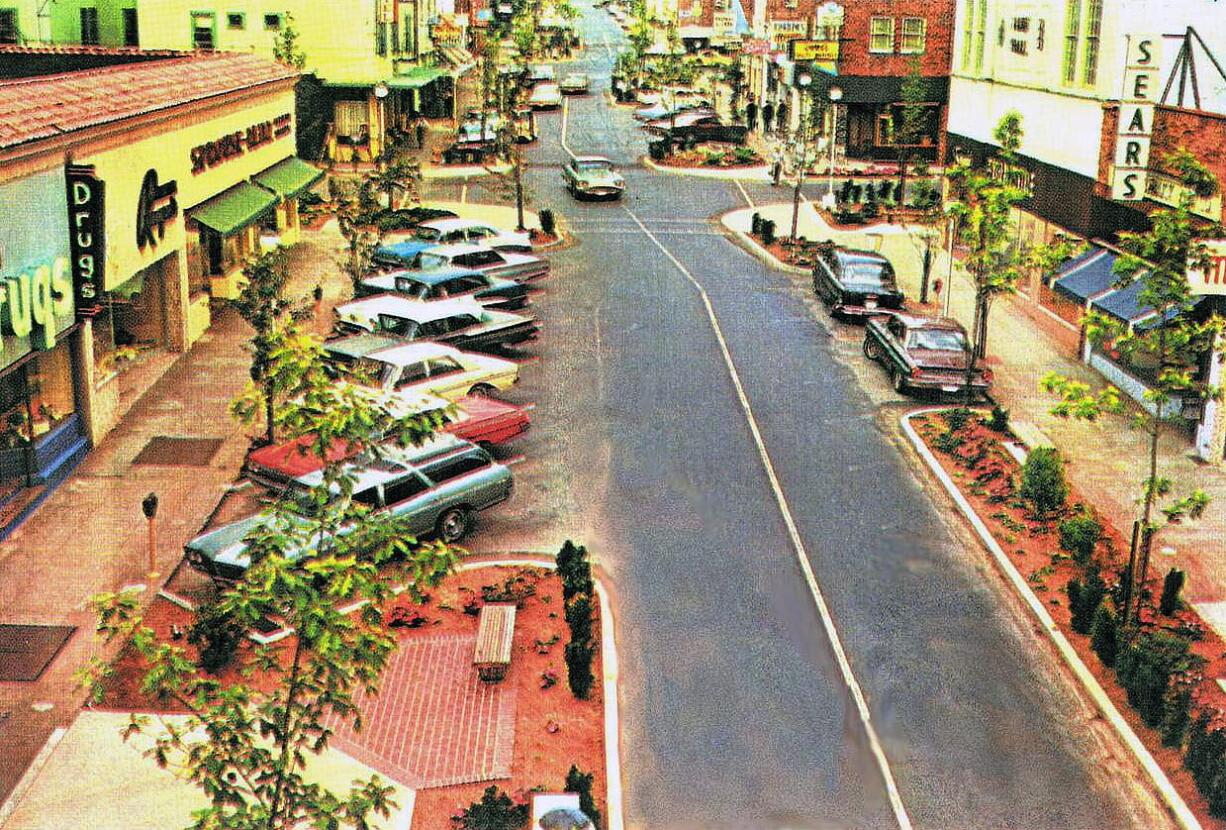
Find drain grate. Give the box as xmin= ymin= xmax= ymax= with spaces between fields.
xmin=0 ymin=625 xmax=76 ymax=681
xmin=132 ymin=436 xmax=224 ymax=467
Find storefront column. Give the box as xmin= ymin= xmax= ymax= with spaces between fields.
xmin=73 ymin=317 xmax=105 ymax=447
xmin=1195 ymin=333 xmax=1226 ymax=463
xmin=162 ymin=248 xmax=190 ymax=354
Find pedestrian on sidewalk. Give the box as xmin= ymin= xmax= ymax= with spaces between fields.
xmin=762 ymin=101 xmax=775 ymax=136
xmin=776 ymin=100 xmax=788 ymax=134
xmin=746 ymin=98 xmax=758 ymax=132
xmin=771 ymin=145 xmax=784 ymax=186
xmin=414 ymin=116 xmax=428 ymax=152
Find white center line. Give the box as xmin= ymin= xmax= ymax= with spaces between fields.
xmin=460 ymin=182 xmax=468 ymax=204
xmin=561 ymin=98 xmax=574 ymax=158
xmin=622 ymin=205 xmax=914 ymax=830
xmin=734 ymin=179 xmax=755 ymax=208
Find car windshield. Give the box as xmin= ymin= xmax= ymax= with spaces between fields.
xmin=415 ymin=252 xmax=449 ymax=270
xmin=344 ymin=358 xmax=389 ymax=387
xmin=842 ymin=262 xmax=894 ymax=289
xmin=577 ymin=160 xmax=612 ymax=172
xmin=909 ymin=328 xmax=967 ymax=352
xmin=414 ymin=227 xmax=442 ymax=241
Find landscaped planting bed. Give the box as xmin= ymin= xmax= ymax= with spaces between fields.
xmin=655 ymin=145 xmax=763 ymax=168
xmin=913 ymin=407 xmax=1226 ymax=827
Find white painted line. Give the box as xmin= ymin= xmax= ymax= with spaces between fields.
xmin=734 ymin=179 xmax=755 ymax=208
xmin=561 ymin=98 xmax=574 ymax=158
xmin=0 ymin=726 xmax=67 ymax=826
xmin=461 ymin=183 xmax=469 ymax=204
xmin=899 ymin=409 xmax=1202 ymax=830
xmin=622 ymin=206 xmax=913 ymax=830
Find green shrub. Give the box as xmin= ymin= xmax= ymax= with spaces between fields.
xmin=565 ymin=638 xmax=595 ymax=699
xmin=1067 ymin=568 xmax=1106 ymax=634
xmin=733 ymin=146 xmax=757 ymax=164
xmin=987 ymin=405 xmax=1010 ymax=434
xmin=565 ymin=592 xmax=594 ymax=645
xmin=1019 ymin=447 xmax=1067 ymax=517
xmin=556 ymin=540 xmax=593 ymax=603
xmin=839 ymin=179 xmax=853 ymax=202
xmin=1160 ymin=567 xmax=1186 ymax=616
xmin=941 ymin=407 xmax=973 ymax=432
xmin=703 ymin=150 xmax=724 ymax=166
xmin=1058 ymin=514 xmax=1103 ymax=565
xmin=1187 ymin=713 xmax=1226 ymax=793
xmin=564 ymin=765 xmax=602 ymax=828
xmin=751 ymin=212 xmax=762 ymax=236
xmin=1115 ymin=631 xmax=1196 ymax=728
xmin=452 ymin=785 xmax=529 ymax=830
xmin=187 ymin=600 xmax=245 ymax=674
xmin=1162 ymin=686 xmax=1193 ymax=748
xmin=539 ymin=208 xmax=556 ymax=237
xmin=761 ymin=219 xmax=776 ymax=246
xmin=934 ymin=430 xmax=964 ymax=454
xmin=1090 ymin=603 xmax=1119 ymax=667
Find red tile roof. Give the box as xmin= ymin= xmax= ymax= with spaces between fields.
xmin=0 ymin=44 xmax=185 ymax=57
xmin=0 ymin=51 xmax=299 ymax=151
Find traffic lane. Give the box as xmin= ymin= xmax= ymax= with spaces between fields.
xmin=648 ymin=224 xmax=1159 ymax=829
xmin=561 ymin=221 xmax=897 ymax=829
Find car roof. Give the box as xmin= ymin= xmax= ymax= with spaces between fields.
xmin=370 ymin=266 xmax=487 ymax=286
xmin=423 ymin=242 xmax=502 ymax=257
xmin=892 ymin=312 xmax=965 ymax=332
xmin=366 ymin=340 xmax=467 ymax=365
xmin=419 ymin=218 xmax=498 ymax=233
xmin=835 ymin=247 xmax=891 ymax=265
xmin=573 ymin=155 xmax=613 ymax=164
xmin=563 ymin=72 xmax=588 ymax=79
xmin=338 ymin=295 xmax=487 ymax=322
xmin=377 ymin=240 xmax=431 ymax=257
xmin=322 ymin=333 xmax=405 ymax=359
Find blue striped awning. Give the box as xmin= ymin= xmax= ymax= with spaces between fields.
xmin=1053 ymin=248 xmax=1118 ymax=302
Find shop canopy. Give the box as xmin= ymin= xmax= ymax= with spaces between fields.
xmin=254 ymin=157 xmax=324 ymax=200
xmin=1054 ymin=244 xmax=1205 ymax=325
xmin=388 ymin=67 xmax=448 ymax=90
xmin=190 ymin=181 xmax=277 ymax=236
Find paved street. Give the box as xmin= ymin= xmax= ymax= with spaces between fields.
xmin=448 ymin=3 xmax=1178 ymax=829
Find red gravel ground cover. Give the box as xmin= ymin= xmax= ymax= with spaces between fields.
xmin=95 ymin=564 xmax=607 ymax=828
xmin=914 ymin=409 xmax=1226 ymax=830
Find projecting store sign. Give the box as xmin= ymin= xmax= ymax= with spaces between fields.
xmin=65 ymin=164 xmax=105 ymax=315
xmin=1111 ymin=34 xmax=1161 ymax=201
xmin=190 ymin=113 xmax=293 ymax=174
xmin=1188 ymin=241 xmax=1226 ymax=296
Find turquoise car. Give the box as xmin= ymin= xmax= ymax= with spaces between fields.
xmin=184 ymin=434 xmax=513 ymax=580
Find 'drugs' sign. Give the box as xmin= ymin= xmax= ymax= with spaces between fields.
xmin=1112 ymin=34 xmax=1162 ymax=201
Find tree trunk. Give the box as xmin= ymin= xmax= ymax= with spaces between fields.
xmin=963 ymin=291 xmax=984 ymax=408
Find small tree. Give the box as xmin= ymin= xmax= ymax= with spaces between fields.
xmin=1019 ymin=446 xmax=1067 ymax=517
xmin=564 ymin=637 xmax=595 ymax=699
xmin=1067 ymin=568 xmax=1105 ymax=634
xmin=231 ymin=246 xmax=295 ymax=444
xmin=272 ymin=12 xmax=307 ymax=69
xmin=1041 ymin=148 xmax=1223 ymax=627
xmin=1058 ymin=512 xmax=1102 ymax=565
xmin=1090 ymin=602 xmax=1119 ymax=666
xmin=565 ymin=591 xmax=594 ymax=646
xmin=895 ymin=57 xmax=928 ymax=202
xmin=333 ymin=179 xmax=384 ymax=295
xmin=557 ymin=540 xmax=593 ymax=602
xmin=453 ymin=785 xmax=529 ymax=830
xmin=365 ymin=152 xmax=422 ymax=211
xmin=564 ymin=765 xmax=602 ymax=828
xmin=1115 ymin=631 xmax=1201 ymax=728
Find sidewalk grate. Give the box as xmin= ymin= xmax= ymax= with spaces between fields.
xmin=132 ymin=436 xmax=224 ymax=467
xmin=0 ymin=625 xmax=76 ymax=681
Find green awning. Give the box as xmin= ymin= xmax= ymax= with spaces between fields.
xmin=387 ymin=67 xmax=448 ymax=89
xmin=190 ymin=181 xmax=277 ymax=236
xmin=254 ymin=157 xmax=324 ymax=199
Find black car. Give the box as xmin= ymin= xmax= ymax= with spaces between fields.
xmin=812 ymin=244 xmax=905 ymax=319
xmin=642 ymin=111 xmax=749 ymax=146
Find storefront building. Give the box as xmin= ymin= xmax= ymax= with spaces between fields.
xmin=0 ymin=48 xmax=320 ymax=532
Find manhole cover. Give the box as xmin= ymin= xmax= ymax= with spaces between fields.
xmin=132 ymin=436 xmax=224 ymax=467
xmin=0 ymin=625 xmax=76 ymax=681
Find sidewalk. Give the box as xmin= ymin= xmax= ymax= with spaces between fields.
xmin=0 ymin=235 xmax=344 ymax=804
xmin=722 ymin=201 xmax=1226 ymax=612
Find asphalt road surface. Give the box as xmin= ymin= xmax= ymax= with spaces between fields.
xmin=433 ymin=6 xmax=1177 ymax=829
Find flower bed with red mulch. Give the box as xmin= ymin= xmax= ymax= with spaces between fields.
xmin=96 ymin=564 xmax=607 ymax=828
xmin=655 ymin=146 xmax=763 ymax=169
xmin=913 ymin=408 xmax=1226 ymax=828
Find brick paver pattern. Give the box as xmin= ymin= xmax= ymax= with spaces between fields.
xmin=325 ymin=634 xmax=516 ymax=789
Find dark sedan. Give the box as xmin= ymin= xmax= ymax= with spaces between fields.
xmin=812 ymin=244 xmax=905 ymax=320
xmin=643 ymin=111 xmax=749 ymax=146
xmin=863 ymin=312 xmax=992 ymax=397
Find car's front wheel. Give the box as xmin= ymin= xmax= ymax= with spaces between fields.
xmin=468 ymin=383 xmax=496 ymax=397
xmin=436 ymin=507 xmax=472 ymax=542
xmin=863 ymin=336 xmax=882 ymax=362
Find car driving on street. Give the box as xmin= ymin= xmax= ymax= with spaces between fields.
xmin=642 ymin=110 xmax=749 ymax=146
xmin=560 ymin=73 xmax=590 ymax=94
xmin=528 ymin=82 xmax=563 ymax=109
xmin=562 ymin=155 xmax=626 ymax=200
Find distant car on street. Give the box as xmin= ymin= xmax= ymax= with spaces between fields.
xmin=528 ymin=64 xmax=555 ymax=82
xmin=812 ymin=244 xmax=906 ymax=320
xmin=412 ymin=218 xmax=532 ymax=253
xmin=643 ymin=110 xmax=748 ymax=145
xmin=862 ymin=312 xmax=993 ymax=397
xmin=333 ymin=295 xmax=540 ymax=352
xmin=185 ymin=435 xmax=514 ymax=579
xmin=528 ymin=82 xmax=563 ymax=109
xmin=561 ymin=155 xmax=626 ymax=200
xmin=560 ymin=73 xmax=590 ymax=94
xmin=634 ymin=87 xmax=709 ymax=108
xmin=322 ymin=336 xmax=521 ymax=402
xmin=358 ymin=266 xmax=529 ymax=311
xmin=633 ymin=102 xmax=711 ymax=122
xmin=373 ymin=242 xmax=549 ymax=282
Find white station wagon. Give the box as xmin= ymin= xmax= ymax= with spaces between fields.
xmin=412 ymin=218 xmax=533 ymax=253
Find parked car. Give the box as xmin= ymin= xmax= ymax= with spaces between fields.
xmin=561 ymin=155 xmax=626 ymax=200
xmin=528 ymin=64 xmax=555 ymax=82
xmin=862 ymin=313 xmax=993 ymax=397
xmin=410 ymin=218 xmax=532 ymax=253
xmin=358 ymin=266 xmax=529 ymax=311
xmin=333 ymin=295 xmax=540 ymax=352
xmin=374 ymin=242 xmax=549 ymax=282
xmin=634 ymin=87 xmax=709 ymax=108
xmin=812 ymin=244 xmax=906 ymax=319
xmin=642 ymin=110 xmax=748 ymax=145
xmin=185 ymin=435 xmax=514 ymax=579
xmin=322 ymin=336 xmax=521 ymax=402
xmin=243 ymin=394 xmax=531 ymax=489
xmin=442 ymin=120 xmax=499 ymax=164
xmin=560 ymin=73 xmax=590 ymax=94
xmin=633 ymin=102 xmax=711 ymax=122
xmin=528 ymin=82 xmax=563 ymax=109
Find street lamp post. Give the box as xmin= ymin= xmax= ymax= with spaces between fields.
xmin=825 ymin=85 xmax=843 ymax=207
xmin=789 ymin=71 xmax=813 ymax=241
xmin=373 ymin=81 xmax=390 ymax=162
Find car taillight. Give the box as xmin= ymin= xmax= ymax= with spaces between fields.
xmin=981 ymin=367 xmax=994 ymax=382
xmin=911 ymin=366 xmax=923 ymax=378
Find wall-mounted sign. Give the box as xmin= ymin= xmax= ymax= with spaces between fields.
xmin=1188 ymin=240 xmax=1226 ymax=296
xmin=136 ymin=169 xmax=178 ymax=250
xmin=1145 ymin=171 xmax=1222 ymax=220
xmin=65 ymin=164 xmax=105 ymax=315
xmin=1111 ymin=34 xmax=1161 ymax=201
xmin=790 ymin=39 xmax=839 ymax=61
xmin=190 ymin=113 xmax=293 ymax=174
xmin=743 ymin=38 xmax=771 ymax=55
xmin=0 ymin=256 xmax=73 ymax=353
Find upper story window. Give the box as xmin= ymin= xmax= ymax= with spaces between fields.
xmin=1082 ymin=0 xmax=1102 ymax=85
xmin=79 ymin=7 xmax=99 ymax=44
xmin=227 ymin=12 xmax=245 ymax=30
xmin=961 ymin=0 xmax=974 ymax=69
xmin=264 ymin=13 xmax=282 ymax=31
xmin=0 ymin=9 xmax=18 ymax=44
xmin=900 ymin=17 xmax=926 ymax=54
xmin=974 ymin=0 xmax=987 ymax=72
xmin=869 ymin=16 xmax=895 ymax=53
xmin=192 ymin=11 xmax=216 ymax=49
xmin=1063 ymin=0 xmax=1081 ymax=84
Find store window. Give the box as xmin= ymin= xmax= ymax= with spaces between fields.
xmin=122 ymin=8 xmax=139 ymax=45
xmin=79 ymin=7 xmax=100 ymax=44
xmin=869 ymin=17 xmax=894 ymax=53
xmin=227 ymin=12 xmax=245 ymax=29
xmin=974 ymin=0 xmax=987 ymax=71
xmin=0 ymin=9 xmax=19 ymax=44
xmin=900 ymin=17 xmax=926 ymax=54
xmin=376 ymin=20 xmax=387 ymax=55
xmin=197 ymin=226 xmax=256 ymax=277
xmin=334 ymin=100 xmax=370 ymax=145
xmin=192 ymin=11 xmax=216 ymax=49
xmin=1063 ymin=0 xmax=1081 ymax=84
xmin=0 ymin=351 xmax=78 ymax=460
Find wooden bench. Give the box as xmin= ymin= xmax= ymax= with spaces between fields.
xmin=474 ymin=604 xmax=516 ymax=683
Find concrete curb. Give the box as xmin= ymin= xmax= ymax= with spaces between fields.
xmin=724 ymin=228 xmax=809 ymax=276
xmin=453 ymin=556 xmax=624 ymax=830
xmin=899 ymin=409 xmax=1202 ymax=830
xmin=640 ymin=154 xmax=770 ymax=181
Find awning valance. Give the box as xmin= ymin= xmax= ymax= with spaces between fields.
xmin=190 ymin=181 xmax=276 ymax=236
xmin=1052 ymin=248 xmax=1117 ymax=302
xmin=388 ymin=67 xmax=448 ymax=90
xmin=254 ymin=157 xmax=324 ymax=200
xmin=438 ymin=45 xmax=476 ymax=75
